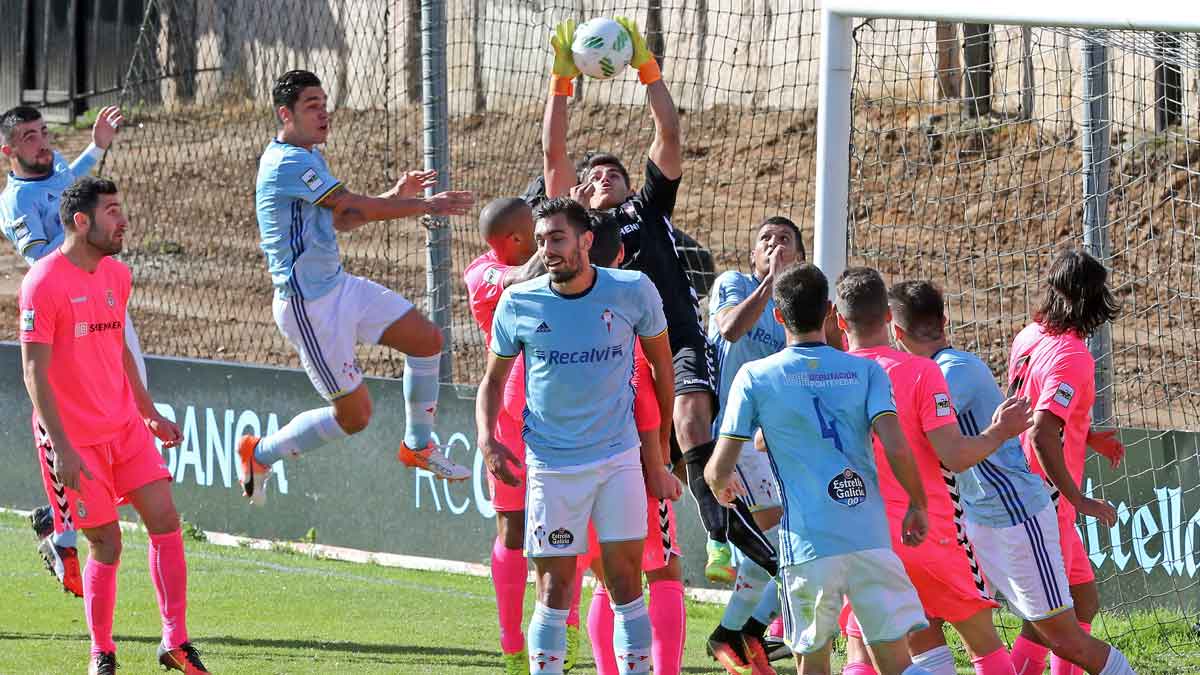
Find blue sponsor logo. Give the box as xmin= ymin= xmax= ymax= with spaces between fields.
xmin=534 ymin=344 xmax=625 ymax=365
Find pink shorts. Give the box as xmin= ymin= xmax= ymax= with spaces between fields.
xmin=1058 ymin=506 xmax=1096 ymax=586
xmin=891 ymin=520 xmax=999 ymax=623
xmin=36 ymin=416 xmax=172 ymax=531
xmin=580 ymin=490 xmax=680 ymax=572
xmin=487 ymin=412 xmax=527 ymax=513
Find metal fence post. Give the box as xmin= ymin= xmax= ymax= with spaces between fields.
xmin=421 ymin=0 xmax=453 ymax=382
xmin=1081 ymin=34 xmax=1114 ymax=424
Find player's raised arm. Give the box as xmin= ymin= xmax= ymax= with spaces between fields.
xmin=320 ymin=182 xmax=474 ymax=232
xmin=70 ymin=106 xmax=123 ymax=176
xmin=925 ymin=388 xmax=1033 ymax=472
xmin=542 ymin=20 xmax=579 ymax=199
xmin=615 ymin=17 xmax=681 ymax=181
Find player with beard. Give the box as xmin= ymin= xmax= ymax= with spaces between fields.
xmin=1 ymin=104 xmax=141 ymax=598
xmin=541 ymin=18 xmax=774 ymax=583
xmin=20 ymin=176 xmax=209 ymax=674
xmin=477 ymin=198 xmax=676 ymax=675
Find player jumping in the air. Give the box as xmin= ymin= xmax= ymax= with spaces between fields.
xmin=1 ymin=104 xmax=146 ymax=598
xmin=575 ymin=218 xmax=687 ymax=675
xmin=19 ymin=177 xmax=209 ymax=675
xmin=1007 ymin=250 xmax=1134 ymax=675
xmin=704 ymin=216 xmax=804 ymax=674
xmin=477 ymin=198 xmax=677 ymax=675
xmin=466 ymin=196 xmax=591 ymax=673
xmin=836 ymin=267 xmax=1031 ymax=675
xmin=542 ymin=17 xmax=774 ymax=582
xmin=889 ymin=280 xmax=1138 ymax=675
xmin=706 ymin=263 xmax=933 ymax=675
xmin=239 ymin=70 xmax=475 ymax=503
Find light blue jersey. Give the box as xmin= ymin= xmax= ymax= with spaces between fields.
xmin=490 ymin=267 xmax=668 ymax=469
xmin=720 ymin=344 xmax=897 ymax=566
xmin=0 ymin=148 xmax=100 ymax=264
xmin=708 ymin=270 xmax=786 ymax=432
xmin=255 ymin=140 xmax=345 ymax=300
xmin=935 ymin=347 xmax=1051 ymax=528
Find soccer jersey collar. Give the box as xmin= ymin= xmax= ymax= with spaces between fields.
xmin=548 ymin=265 xmax=599 ymax=299
xmin=8 ymin=169 xmax=55 ymax=183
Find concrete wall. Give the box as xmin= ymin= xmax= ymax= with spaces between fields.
xmin=158 ymin=1 xmax=1197 ymax=134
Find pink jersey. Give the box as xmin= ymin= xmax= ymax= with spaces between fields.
xmin=19 ymin=251 xmax=140 ymax=445
xmin=464 ymin=250 xmax=526 ymax=420
xmin=632 ymin=342 xmax=660 ymax=433
xmin=852 ymin=346 xmax=959 ymax=525
xmin=1007 ymin=322 xmax=1095 ymax=506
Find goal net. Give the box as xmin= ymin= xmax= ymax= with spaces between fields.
xmin=831 ymin=8 xmax=1200 ymax=658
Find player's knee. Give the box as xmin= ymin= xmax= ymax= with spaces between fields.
xmin=1071 ymin=585 xmax=1100 ymax=622
xmin=85 ymin=526 xmax=123 ymax=564
xmin=335 ymin=403 xmax=372 ymax=435
xmin=1042 ymin=629 xmax=1092 ymax=663
xmin=144 ymin=506 xmax=180 ymax=535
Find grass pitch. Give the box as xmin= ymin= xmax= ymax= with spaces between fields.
xmin=0 ymin=512 xmax=1195 ymax=674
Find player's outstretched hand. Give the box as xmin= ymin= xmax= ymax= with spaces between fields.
xmin=482 ymin=438 xmax=522 ymax=487
xmin=147 ymin=413 xmax=184 ymax=449
xmin=614 ymin=17 xmax=653 ymax=69
xmin=1077 ymin=496 xmax=1118 ymax=527
xmin=646 ymin=465 xmax=683 ymax=502
xmin=54 ymin=442 xmax=95 ymax=492
xmin=394 ymin=169 xmax=438 ymax=199
xmin=1088 ymin=428 xmax=1125 ymax=469
xmin=92 ymin=106 xmax=124 ymax=150
xmin=991 ymin=395 xmax=1033 ymax=438
xmin=550 ymin=20 xmax=580 ymax=79
xmin=900 ymin=504 xmax=928 ymax=547
xmin=424 ymin=190 xmax=475 ymax=217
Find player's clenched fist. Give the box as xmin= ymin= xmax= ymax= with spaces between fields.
xmin=146 ymin=413 xmax=184 ymax=449
xmin=481 ymin=437 xmax=522 ymax=487
xmin=550 ymin=20 xmax=580 ymax=79
xmin=424 ymin=190 xmax=475 ymax=216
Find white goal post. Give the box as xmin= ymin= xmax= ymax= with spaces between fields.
xmin=812 ymin=0 xmax=1199 ymax=284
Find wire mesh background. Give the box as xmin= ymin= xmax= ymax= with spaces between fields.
xmin=1 ymin=0 xmax=1198 ymax=661
xmin=848 ymin=20 xmax=1199 ymax=656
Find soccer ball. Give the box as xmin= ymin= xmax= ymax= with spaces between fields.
xmin=571 ymin=18 xmax=633 ymax=80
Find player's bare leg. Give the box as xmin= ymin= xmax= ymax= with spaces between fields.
xmin=796 ymin=639 xmax=834 ymax=675
xmin=866 ymin=637 xmax=929 ymax=675
xmin=1024 ymin=608 xmax=1125 ymax=674
xmin=1016 ymin=581 xmax=1101 ymax=674
xmin=600 ymin=539 xmax=654 ymax=673
xmin=381 ymin=310 xmax=469 ymax=481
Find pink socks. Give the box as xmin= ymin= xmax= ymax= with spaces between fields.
xmin=148 ymin=529 xmax=190 ymax=649
xmin=588 ymin=585 xmax=618 ymax=675
xmin=768 ymin=615 xmax=784 ymax=638
xmin=1011 ymin=635 xmax=1052 ymax=675
xmin=973 ymin=647 xmax=1017 ymax=675
xmin=84 ymin=557 xmax=119 ymax=656
xmin=567 ymin=560 xmax=586 ymax=628
xmin=1050 ymin=623 xmax=1091 ymax=675
xmin=648 ymin=579 xmax=685 ymax=675
xmin=843 ymin=663 xmax=879 ymax=675
xmin=490 ymin=537 xmax=528 ymax=654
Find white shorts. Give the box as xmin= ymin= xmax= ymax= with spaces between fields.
xmin=735 ymin=441 xmax=782 ymax=512
xmin=779 ymin=548 xmax=927 ymax=654
xmin=966 ymin=504 xmax=1073 ymax=621
xmin=524 ymin=447 xmax=647 ymax=558
xmin=273 ymin=274 xmax=414 ymax=400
